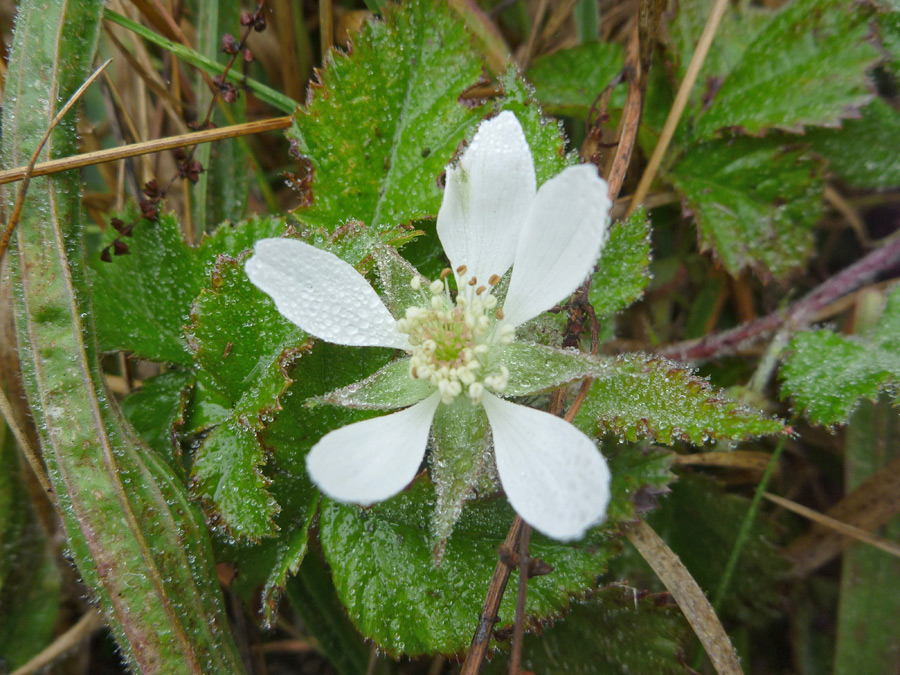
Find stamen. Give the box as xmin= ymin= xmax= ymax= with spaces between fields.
xmin=429 ymin=279 xmax=443 ymax=295
xmin=456 ymin=265 xmax=468 ymax=275
xmin=475 ymin=285 xmax=486 ymax=295
xmin=496 ymin=307 xmax=505 ymax=320
xmin=468 ymin=277 xmax=477 ymax=286
xmin=410 ymin=276 xmax=422 ymax=291
xmin=488 ymin=274 xmax=501 ymax=286
xmin=440 ymin=267 xmax=452 ymax=280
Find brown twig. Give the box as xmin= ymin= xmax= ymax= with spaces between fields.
xmin=658 ymin=234 xmax=900 ymax=362
xmin=460 ymin=516 xmax=525 ymax=674
xmin=0 ymin=117 xmax=292 ymax=187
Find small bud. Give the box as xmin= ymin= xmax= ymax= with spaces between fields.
xmin=110 ymin=217 xmax=126 ymax=234
xmin=112 ymin=239 xmax=130 ymax=256
xmin=100 ymin=247 xmax=112 ymax=262
xmin=242 ymin=48 xmax=254 ymax=62
xmin=221 ymin=33 xmax=238 ymax=54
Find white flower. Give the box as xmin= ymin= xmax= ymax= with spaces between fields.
xmin=245 ymin=111 xmax=613 ymax=540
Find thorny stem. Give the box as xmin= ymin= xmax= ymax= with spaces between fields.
xmin=658 ymin=233 xmax=900 ymax=362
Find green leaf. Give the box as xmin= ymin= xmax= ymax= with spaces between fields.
xmin=591 ymin=206 xmax=652 ymax=319
xmin=694 ymin=0 xmax=879 ymax=138
xmin=187 ymin=257 xmax=307 ymax=538
xmin=89 ymin=213 xmax=288 ymax=366
xmin=524 ymin=41 xmax=625 ymax=118
xmin=121 ymin=370 xmax=195 ymax=477
xmin=808 ymin=98 xmax=900 ymax=190
xmin=483 ymin=588 xmax=690 ymax=674
xmin=648 ymin=475 xmax=788 ymax=626
xmin=780 ymin=286 xmax=900 ymax=425
xmin=574 ymin=354 xmax=784 ymax=444
xmin=90 ymin=212 xmax=201 ymax=365
xmin=668 ymin=136 xmax=824 ymax=278
xmin=188 ymin=257 xmax=305 ymax=405
xmin=666 ymin=0 xmax=770 ymax=118
xmin=319 ymin=478 xmax=620 ymax=657
xmin=288 ymin=0 xmax=490 ymax=233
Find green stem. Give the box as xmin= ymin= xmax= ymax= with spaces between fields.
xmin=103 ymin=8 xmax=298 ymax=114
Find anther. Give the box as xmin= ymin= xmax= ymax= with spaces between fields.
xmin=410 ymin=276 xmax=422 ymax=291
xmin=456 ymin=265 xmax=468 ymax=275
xmin=496 ymin=307 xmax=505 ymax=320
xmin=440 ymin=267 xmax=452 ymax=280
xmin=488 ymin=274 xmax=501 ymax=286
xmin=468 ymin=277 xmax=477 ymax=286
xmin=429 ymin=279 xmax=443 ymax=295
xmin=476 ymin=285 xmax=486 ymax=295
xmin=411 ymin=366 xmax=418 ymax=378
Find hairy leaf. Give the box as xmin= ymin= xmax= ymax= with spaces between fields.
xmin=591 ymin=206 xmax=652 ymax=319
xmin=808 ymin=98 xmax=900 ymax=190
xmin=288 ymin=0 xmax=490 ymax=233
xmin=781 ymin=287 xmax=900 ymax=425
xmin=574 ymin=354 xmax=784 ymax=444
xmin=669 ymin=136 xmax=824 ymax=278
xmin=187 ymin=257 xmax=307 ymax=538
xmin=694 ymin=0 xmax=879 ymax=138
xmin=319 ymin=478 xmax=620 ymax=657
xmin=90 ymin=214 xmax=287 ymax=365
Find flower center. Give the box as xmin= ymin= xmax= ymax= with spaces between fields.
xmin=396 ymin=267 xmax=515 ymax=404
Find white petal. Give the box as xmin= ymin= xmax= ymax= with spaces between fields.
xmin=482 ymin=393 xmax=610 ymax=540
xmin=306 ymin=392 xmax=440 ymax=505
xmin=437 ymin=111 xmax=537 ymax=286
xmin=246 ymin=238 xmax=409 ymax=349
xmin=501 ymin=164 xmax=612 ymax=327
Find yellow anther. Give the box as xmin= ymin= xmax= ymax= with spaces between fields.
xmin=456 ymin=265 xmax=468 ymax=275
xmin=440 ymin=267 xmax=452 ymax=280
xmin=468 ymin=277 xmax=477 ymax=286
xmin=496 ymin=307 xmax=505 ymax=320
xmin=475 ymin=285 xmax=487 ymax=295
xmin=488 ymin=274 xmax=501 ymax=286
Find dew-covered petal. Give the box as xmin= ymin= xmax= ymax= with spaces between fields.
xmin=437 ymin=111 xmax=537 ymax=287
xmin=482 ymin=393 xmax=611 ymax=540
xmin=306 ymin=392 xmax=441 ymax=505
xmin=246 ymin=238 xmax=409 ymax=349
xmin=501 ymin=164 xmax=611 ymax=328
